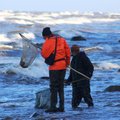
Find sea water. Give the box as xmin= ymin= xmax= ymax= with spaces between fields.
xmin=0 ymin=11 xmax=120 ymax=120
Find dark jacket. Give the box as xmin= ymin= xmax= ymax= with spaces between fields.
xmin=68 ymin=51 xmax=94 ymax=83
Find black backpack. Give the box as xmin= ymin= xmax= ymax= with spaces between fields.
xmin=45 ymin=37 xmax=57 ymax=65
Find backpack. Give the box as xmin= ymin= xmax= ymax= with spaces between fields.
xmin=45 ymin=37 xmax=57 ymax=65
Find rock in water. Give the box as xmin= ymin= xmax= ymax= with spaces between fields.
xmin=3 ymin=116 xmax=13 ymax=120
xmin=35 ymin=88 xmax=50 ymax=109
xmin=104 ymin=86 xmax=120 ymax=92
xmin=40 ymin=76 xmax=49 ymax=80
xmin=118 ymin=69 xmax=120 ymax=72
xmin=71 ymin=36 xmax=86 ymax=41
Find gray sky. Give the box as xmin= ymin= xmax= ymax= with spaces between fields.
xmin=0 ymin=0 xmax=120 ymax=12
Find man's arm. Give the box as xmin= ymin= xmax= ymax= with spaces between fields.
xmin=65 ymin=69 xmax=72 ymax=85
xmin=81 ymin=52 xmax=94 ymax=78
xmin=41 ymin=40 xmax=53 ymax=59
xmin=64 ymin=39 xmax=71 ymax=67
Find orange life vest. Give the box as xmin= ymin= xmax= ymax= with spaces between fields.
xmin=41 ymin=35 xmax=71 ymax=70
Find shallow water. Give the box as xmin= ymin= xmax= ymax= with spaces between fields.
xmin=0 ymin=11 xmax=120 ymax=120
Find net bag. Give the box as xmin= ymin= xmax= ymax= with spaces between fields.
xmin=35 ymin=88 xmax=50 ymax=109
xmin=19 ymin=33 xmax=38 ymax=68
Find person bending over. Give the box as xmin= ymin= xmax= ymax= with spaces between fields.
xmin=66 ymin=45 xmax=94 ymax=108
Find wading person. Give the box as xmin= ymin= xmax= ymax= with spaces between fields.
xmin=41 ymin=27 xmax=70 ymax=112
xmin=65 ymin=45 xmax=94 ymax=108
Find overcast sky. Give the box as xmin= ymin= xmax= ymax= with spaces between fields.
xmin=0 ymin=0 xmax=120 ymax=13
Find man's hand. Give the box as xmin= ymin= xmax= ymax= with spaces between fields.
xmin=34 ymin=43 xmax=43 ymax=49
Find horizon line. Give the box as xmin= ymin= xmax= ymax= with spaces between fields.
xmin=0 ymin=9 xmax=120 ymax=14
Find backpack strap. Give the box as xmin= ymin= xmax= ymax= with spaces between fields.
xmin=53 ymin=37 xmax=66 ymax=63
xmin=54 ymin=58 xmax=65 ymax=63
xmin=54 ymin=37 xmax=57 ymax=55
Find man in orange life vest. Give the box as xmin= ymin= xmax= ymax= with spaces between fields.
xmin=41 ymin=27 xmax=71 ymax=112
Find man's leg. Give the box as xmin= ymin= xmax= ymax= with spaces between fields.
xmin=72 ymin=86 xmax=82 ymax=108
xmin=83 ymin=80 xmax=94 ymax=107
xmin=58 ymin=70 xmax=66 ymax=111
xmin=46 ymin=70 xmax=59 ymax=112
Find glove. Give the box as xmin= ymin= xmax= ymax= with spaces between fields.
xmin=35 ymin=43 xmax=43 ymax=49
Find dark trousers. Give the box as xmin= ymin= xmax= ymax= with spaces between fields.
xmin=72 ymin=80 xmax=93 ymax=108
xmin=49 ymin=70 xmax=66 ymax=109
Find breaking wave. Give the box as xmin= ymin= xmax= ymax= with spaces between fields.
xmin=94 ymin=61 xmax=120 ymax=70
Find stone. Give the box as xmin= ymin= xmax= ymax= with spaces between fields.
xmin=2 ymin=116 xmax=13 ymax=120
xmin=40 ymin=76 xmax=49 ymax=80
xmin=71 ymin=36 xmax=86 ymax=41
xmin=104 ymin=85 xmax=120 ymax=92
xmin=6 ymin=69 xmax=16 ymax=75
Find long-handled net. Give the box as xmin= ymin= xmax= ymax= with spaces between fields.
xmin=19 ymin=33 xmax=38 ymax=68
xmin=19 ymin=33 xmax=51 ymax=109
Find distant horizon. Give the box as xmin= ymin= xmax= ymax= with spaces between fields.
xmin=0 ymin=9 xmax=120 ymax=14
xmin=0 ymin=0 xmax=120 ymax=13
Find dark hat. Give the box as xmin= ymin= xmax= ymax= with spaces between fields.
xmin=42 ymin=27 xmax=52 ymax=37
xmin=71 ymin=45 xmax=80 ymax=53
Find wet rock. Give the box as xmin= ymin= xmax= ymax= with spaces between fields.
xmin=6 ymin=70 xmax=16 ymax=75
xmin=40 ymin=76 xmax=49 ymax=80
xmin=6 ymin=104 xmax=16 ymax=108
xmin=35 ymin=88 xmax=50 ymax=109
xmin=118 ymin=69 xmax=120 ymax=72
xmin=0 ymin=101 xmax=7 ymax=104
xmin=17 ymin=77 xmax=41 ymax=85
xmin=71 ymin=36 xmax=86 ymax=41
xmin=2 ymin=116 xmax=13 ymax=120
xmin=104 ymin=85 xmax=120 ymax=92
xmin=2 ymin=103 xmax=17 ymax=108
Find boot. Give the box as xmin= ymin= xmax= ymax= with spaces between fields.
xmin=57 ymin=107 xmax=64 ymax=112
xmin=45 ymin=107 xmax=59 ymax=113
xmin=88 ymin=103 xmax=94 ymax=108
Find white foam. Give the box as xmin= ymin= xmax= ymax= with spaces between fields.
xmin=102 ymin=44 xmax=113 ymax=52
xmin=92 ymin=18 xmax=119 ymax=23
xmin=22 ymin=33 xmax=35 ymax=39
xmin=0 ymin=45 xmax=13 ymax=50
xmin=0 ymin=10 xmax=119 ymax=42
xmin=98 ymin=62 xmax=120 ymax=69
xmin=37 ymin=17 xmax=92 ymax=25
xmin=0 ymin=34 xmax=11 ymax=43
xmin=11 ymin=19 xmax=33 ymax=25
xmin=85 ymin=45 xmax=112 ymax=52
xmin=0 ymin=57 xmax=48 ymax=78
xmin=84 ymin=46 xmax=104 ymax=52
xmin=0 ymin=10 xmax=14 ymax=17
xmin=0 ymin=18 xmax=5 ymax=21
xmin=58 ymin=30 xmax=77 ymax=38
xmin=0 ymin=11 xmax=119 ymax=27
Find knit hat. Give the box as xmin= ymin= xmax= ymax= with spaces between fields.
xmin=71 ymin=45 xmax=80 ymax=53
xmin=42 ymin=27 xmax=52 ymax=37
